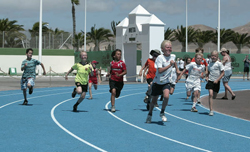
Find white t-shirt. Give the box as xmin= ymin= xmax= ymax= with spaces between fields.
xmin=153 ymin=54 xmax=176 ymax=84
xmin=186 ymin=62 xmax=205 ymax=85
xmin=179 ymin=60 xmax=185 ymax=69
xmin=208 ymin=61 xmax=224 ymax=81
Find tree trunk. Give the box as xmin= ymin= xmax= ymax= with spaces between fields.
xmin=72 ymin=4 xmax=78 ymax=52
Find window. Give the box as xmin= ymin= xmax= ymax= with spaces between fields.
xmin=129 ymin=27 xmax=136 ymax=33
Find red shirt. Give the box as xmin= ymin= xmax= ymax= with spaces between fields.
xmin=144 ymin=59 xmax=156 ymax=79
xmin=110 ymin=60 xmax=126 ymax=82
xmin=191 ymin=57 xmax=208 ymax=66
xmin=89 ymin=68 xmax=97 ymax=79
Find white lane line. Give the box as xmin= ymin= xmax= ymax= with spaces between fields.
xmin=51 ymin=98 xmax=107 ymax=152
xmin=105 ymin=92 xmax=211 ymax=152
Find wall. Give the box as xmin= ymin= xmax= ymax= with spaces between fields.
xmin=0 ymin=55 xmax=74 ymax=74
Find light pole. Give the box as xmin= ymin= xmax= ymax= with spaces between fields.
xmin=217 ymin=0 xmax=220 ymax=52
xmin=38 ymin=0 xmax=43 ymax=75
xmin=186 ymin=0 xmax=188 ymax=52
xmin=84 ymin=0 xmax=87 ymax=52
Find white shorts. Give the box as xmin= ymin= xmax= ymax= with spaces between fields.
xmin=185 ymin=82 xmax=201 ymax=92
xmin=21 ymin=78 xmax=35 ymax=90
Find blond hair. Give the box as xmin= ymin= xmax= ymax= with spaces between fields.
xmin=161 ymin=40 xmax=171 ymax=49
xmin=211 ymin=50 xmax=218 ymax=56
xmin=195 ymin=52 xmax=203 ymax=59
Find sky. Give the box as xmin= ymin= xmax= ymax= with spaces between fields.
xmin=1 ymin=0 xmax=250 ymax=33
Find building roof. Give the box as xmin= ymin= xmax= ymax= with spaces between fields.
xmin=116 ymin=17 xmax=129 ymax=27
xmin=141 ymin=14 xmax=165 ymax=25
xmin=129 ymin=5 xmax=151 ymax=15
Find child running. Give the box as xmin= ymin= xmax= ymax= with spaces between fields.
xmin=65 ymin=51 xmax=93 ymax=112
xmin=146 ymin=40 xmax=176 ymax=123
xmin=21 ymin=48 xmax=46 ymax=105
xmin=107 ymin=49 xmax=127 ymax=112
xmin=205 ymin=51 xmax=224 ymax=116
xmin=177 ymin=53 xmax=205 ymax=112
xmin=139 ymin=49 xmax=161 ymax=109
xmin=88 ymin=60 xmax=101 ymax=100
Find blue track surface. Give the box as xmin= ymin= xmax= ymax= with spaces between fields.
xmin=1 ymin=80 xmax=250 ymax=152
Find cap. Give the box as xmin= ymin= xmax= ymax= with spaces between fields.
xmin=91 ymin=60 xmax=99 ymax=64
xmin=150 ymin=49 xmax=161 ymax=56
xmin=220 ymin=48 xmax=227 ymax=53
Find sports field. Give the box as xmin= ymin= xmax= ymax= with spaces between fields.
xmin=0 ymin=78 xmax=250 ymax=151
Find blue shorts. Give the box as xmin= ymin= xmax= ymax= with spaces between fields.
xmin=21 ymin=78 xmax=35 ymax=90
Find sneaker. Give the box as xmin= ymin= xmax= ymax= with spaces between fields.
xmin=22 ymin=100 xmax=28 ymax=105
xmin=143 ymin=96 xmax=148 ymax=103
xmin=209 ymin=111 xmax=214 ymax=116
xmin=191 ymin=107 xmax=198 ymax=112
xmin=232 ymin=95 xmax=236 ymax=100
xmin=197 ymin=98 xmax=201 ymax=104
xmin=111 ymin=106 xmax=116 ymax=112
xmin=29 ymin=86 xmax=33 ymax=94
xmin=73 ymin=104 xmax=78 ymax=112
xmin=72 ymin=88 xmax=76 ymax=98
xmin=146 ymin=115 xmax=152 ymax=123
xmin=160 ymin=113 xmax=167 ymax=122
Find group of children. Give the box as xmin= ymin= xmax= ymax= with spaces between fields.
xmin=20 ymin=41 xmax=235 ymax=123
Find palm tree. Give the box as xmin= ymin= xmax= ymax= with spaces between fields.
xmin=71 ymin=0 xmax=80 ymax=51
xmin=195 ymin=30 xmax=214 ymax=48
xmin=87 ymin=25 xmax=113 ymax=51
xmin=0 ymin=18 xmax=25 ymax=47
xmin=211 ymin=28 xmax=234 ymax=49
xmin=28 ymin=22 xmax=49 ymax=48
xmin=111 ymin=20 xmax=120 ymax=37
xmin=164 ymin=27 xmax=175 ymax=41
xmin=174 ymin=25 xmax=198 ymax=52
xmin=231 ymin=32 xmax=250 ymax=54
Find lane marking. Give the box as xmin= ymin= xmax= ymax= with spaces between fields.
xmin=105 ymin=92 xmax=211 ymax=152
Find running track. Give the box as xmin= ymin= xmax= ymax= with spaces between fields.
xmin=0 ymin=80 xmax=250 ymax=152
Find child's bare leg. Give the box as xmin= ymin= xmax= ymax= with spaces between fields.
xmin=111 ymin=88 xmax=116 ymax=106
xmin=88 ymin=83 xmax=93 ymax=99
xmin=209 ymin=89 xmax=213 ymax=111
xmin=148 ymin=95 xmax=159 ymax=115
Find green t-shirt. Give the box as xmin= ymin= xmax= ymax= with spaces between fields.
xmin=72 ymin=63 xmax=92 ymax=85
xmin=21 ymin=59 xmax=41 ymax=79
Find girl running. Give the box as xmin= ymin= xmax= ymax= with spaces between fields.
xmin=88 ymin=60 xmax=101 ymax=100
xmin=65 ymin=51 xmax=93 ymax=112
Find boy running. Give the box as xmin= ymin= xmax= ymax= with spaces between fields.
xmin=177 ymin=53 xmax=205 ymax=112
xmin=65 ymin=51 xmax=93 ymax=112
xmin=107 ymin=49 xmax=127 ymax=112
xmin=205 ymin=51 xmax=224 ymax=116
xmin=21 ymin=48 xmax=46 ymax=105
xmin=88 ymin=60 xmax=101 ymax=100
xmin=146 ymin=40 xmax=176 ymax=123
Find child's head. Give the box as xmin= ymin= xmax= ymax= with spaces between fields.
xmin=195 ymin=53 xmax=203 ymax=65
xmin=91 ymin=60 xmax=99 ymax=68
xmin=161 ymin=40 xmax=172 ymax=56
xmin=80 ymin=51 xmax=88 ymax=62
xmin=207 ymin=54 xmax=211 ymax=58
xmin=195 ymin=48 xmax=204 ymax=54
xmin=111 ymin=49 xmax=122 ymax=61
xmin=26 ymin=48 xmax=33 ymax=59
xmin=211 ymin=50 xmax=219 ymax=62
xmin=186 ymin=57 xmax=191 ymax=64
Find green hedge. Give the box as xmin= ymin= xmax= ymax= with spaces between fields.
xmin=0 ymin=48 xmax=74 ymax=56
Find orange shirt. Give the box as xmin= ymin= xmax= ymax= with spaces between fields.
xmin=191 ymin=57 xmax=208 ymax=66
xmin=144 ymin=59 xmax=156 ymax=79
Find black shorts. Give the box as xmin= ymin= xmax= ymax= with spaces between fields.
xmin=75 ymin=82 xmax=88 ymax=92
xmin=244 ymin=67 xmax=249 ymax=72
xmin=205 ymin=80 xmax=220 ymax=93
xmin=179 ymin=68 xmax=184 ymax=71
xmin=151 ymin=83 xmax=171 ymax=96
xmin=146 ymin=78 xmax=153 ymax=85
xmin=109 ymin=78 xmax=124 ymax=98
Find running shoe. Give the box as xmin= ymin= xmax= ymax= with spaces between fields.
xmin=146 ymin=115 xmax=152 ymax=123
xmin=29 ymin=86 xmax=33 ymax=94
xmin=72 ymin=88 xmax=76 ymax=98
xmin=111 ymin=106 xmax=116 ymax=112
xmin=191 ymin=107 xmax=198 ymax=112
xmin=209 ymin=111 xmax=214 ymax=116
xmin=160 ymin=113 xmax=167 ymax=122
xmin=22 ymin=100 xmax=28 ymax=105
xmin=197 ymin=98 xmax=201 ymax=104
xmin=143 ymin=96 xmax=148 ymax=103
xmin=73 ymin=104 xmax=78 ymax=112
xmin=232 ymin=95 xmax=236 ymax=100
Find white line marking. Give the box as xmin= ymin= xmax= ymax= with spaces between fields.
xmin=51 ymin=98 xmax=107 ymax=152
xmin=105 ymin=92 xmax=211 ymax=152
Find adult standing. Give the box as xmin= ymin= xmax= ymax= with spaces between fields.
xmin=243 ymin=55 xmax=250 ymax=80
xmin=220 ymin=48 xmax=236 ymax=100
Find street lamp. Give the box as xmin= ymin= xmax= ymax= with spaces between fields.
xmin=186 ymin=0 xmax=188 ymax=52
xmin=38 ymin=0 xmax=43 ymax=75
xmin=217 ymin=0 xmax=221 ymax=52
xmin=84 ymin=0 xmax=87 ymax=52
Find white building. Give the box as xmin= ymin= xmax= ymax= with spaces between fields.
xmin=116 ymin=5 xmax=165 ymax=81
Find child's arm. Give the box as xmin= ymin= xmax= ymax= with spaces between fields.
xmin=97 ymin=69 xmax=102 ymax=83
xmin=158 ymin=60 xmax=175 ymax=74
xmin=65 ymin=68 xmax=74 ymax=80
xmin=139 ymin=64 xmax=146 ymax=76
xmin=214 ymin=71 xmax=224 ymax=84
xmin=40 ymin=63 xmax=46 ymax=75
xmin=174 ymin=62 xmax=180 ymax=74
xmin=177 ymin=68 xmax=186 ymax=82
xmin=143 ymin=66 xmax=148 ymax=78
xmin=21 ymin=63 xmax=27 ymax=71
